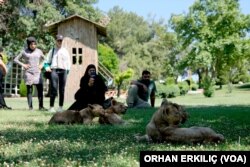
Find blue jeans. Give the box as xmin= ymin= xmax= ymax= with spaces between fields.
xmin=126 ymin=85 xmax=150 ymax=108
xmin=50 ymin=69 xmax=67 ymax=107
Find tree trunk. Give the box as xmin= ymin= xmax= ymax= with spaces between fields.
xmin=197 ymin=69 xmax=202 ymax=88
xmin=117 ymin=84 xmax=121 ymax=97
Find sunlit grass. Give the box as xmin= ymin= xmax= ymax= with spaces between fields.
xmin=0 ymin=84 xmax=249 ymax=166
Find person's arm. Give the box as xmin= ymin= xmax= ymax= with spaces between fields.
xmin=14 ymin=51 xmax=25 ymax=67
xmin=0 ymin=59 xmax=7 ymax=75
xmin=150 ymin=82 xmax=157 ymax=107
xmin=65 ymin=48 xmax=71 ymax=73
xmin=39 ymin=50 xmax=45 ymax=70
xmin=97 ymin=75 xmax=108 ymax=92
xmin=130 ymin=80 xmax=142 ymax=86
xmin=95 ymin=76 xmax=107 ymax=105
xmin=80 ymin=76 xmax=89 ymax=89
xmin=150 ymin=91 xmax=156 ymax=107
xmin=14 ymin=51 xmax=31 ymax=70
xmin=43 ymin=49 xmax=53 ymax=71
xmin=75 ymin=77 xmax=88 ymax=100
xmin=130 ymin=80 xmax=147 ymax=92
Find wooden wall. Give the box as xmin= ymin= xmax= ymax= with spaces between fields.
xmin=57 ymin=18 xmax=98 ymax=103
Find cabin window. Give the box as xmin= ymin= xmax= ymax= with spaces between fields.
xmin=72 ymin=47 xmax=83 ymax=65
xmin=78 ymin=48 xmax=82 ymax=54
xmin=78 ymin=56 xmax=82 ymax=65
xmin=72 ymin=48 xmax=77 ymax=54
xmin=72 ymin=48 xmax=77 ymax=65
xmin=72 ymin=56 xmax=77 ymax=64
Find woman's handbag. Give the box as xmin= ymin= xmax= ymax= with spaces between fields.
xmin=42 ymin=48 xmax=54 ymax=79
xmin=43 ymin=70 xmax=51 ymax=79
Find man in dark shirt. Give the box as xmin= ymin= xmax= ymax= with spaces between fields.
xmin=126 ymin=70 xmax=156 ymax=108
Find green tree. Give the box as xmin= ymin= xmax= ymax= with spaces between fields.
xmin=106 ymin=7 xmax=178 ymax=79
xmin=53 ymin=0 xmax=101 ymax=21
xmin=0 ymin=0 xmax=101 ymax=57
xmin=106 ymin=6 xmax=152 ymax=58
xmin=98 ymin=43 xmax=119 ymax=73
xmin=114 ymin=68 xmax=134 ymax=97
xmin=0 ymin=0 xmax=27 ymax=54
xmin=170 ymin=0 xmax=250 ymax=88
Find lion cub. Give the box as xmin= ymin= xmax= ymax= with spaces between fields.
xmin=160 ymin=126 xmax=225 ymax=144
xmin=49 ymin=104 xmax=104 ymax=124
xmin=135 ymin=99 xmax=188 ymax=142
xmin=99 ymin=99 xmax=127 ymax=125
xmin=136 ymin=99 xmax=224 ymax=144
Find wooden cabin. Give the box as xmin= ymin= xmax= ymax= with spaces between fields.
xmin=45 ymin=14 xmax=109 ymax=102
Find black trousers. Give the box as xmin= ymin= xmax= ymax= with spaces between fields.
xmin=0 ymin=69 xmax=7 ymax=107
xmin=26 ymin=84 xmax=44 ymax=109
xmin=50 ymin=69 xmax=67 ymax=107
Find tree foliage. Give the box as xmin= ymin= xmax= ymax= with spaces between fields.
xmin=0 ymin=0 xmax=101 ymax=57
xmin=106 ymin=7 xmax=178 ymax=79
xmin=114 ymin=68 xmax=134 ymax=97
xmin=2 ymin=0 xmax=250 ymax=90
xmin=106 ymin=6 xmax=152 ymax=57
xmin=170 ymin=0 xmax=250 ymax=86
xmin=98 ymin=43 xmax=119 ymax=73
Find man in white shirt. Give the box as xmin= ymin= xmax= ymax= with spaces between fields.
xmin=45 ymin=34 xmax=71 ymax=112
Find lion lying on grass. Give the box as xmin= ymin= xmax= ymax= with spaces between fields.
xmin=135 ymin=99 xmax=188 ymax=142
xmin=135 ymin=99 xmax=224 ymax=144
xmin=99 ymin=99 xmax=127 ymax=125
xmin=49 ymin=104 xmax=104 ymax=124
xmin=159 ymin=126 xmax=224 ymax=144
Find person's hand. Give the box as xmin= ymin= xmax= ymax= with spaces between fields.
xmin=0 ymin=59 xmax=4 ymax=66
xmin=38 ymin=64 xmax=44 ymax=70
xmin=142 ymin=84 xmax=148 ymax=92
xmin=88 ymin=77 xmax=95 ymax=87
xmin=45 ymin=67 xmax=52 ymax=72
xmin=23 ymin=64 xmax=31 ymax=69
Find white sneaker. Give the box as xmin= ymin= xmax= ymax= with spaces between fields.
xmin=57 ymin=106 xmax=63 ymax=112
xmin=48 ymin=107 xmax=56 ymax=112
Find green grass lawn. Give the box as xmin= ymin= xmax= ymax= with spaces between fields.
xmin=0 ymin=85 xmax=249 ymax=166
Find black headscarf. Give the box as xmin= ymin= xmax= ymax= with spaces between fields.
xmin=74 ymin=64 xmax=107 ymax=107
xmin=80 ymin=64 xmax=98 ymax=88
xmin=83 ymin=64 xmax=96 ymax=78
xmin=26 ymin=36 xmax=36 ymax=51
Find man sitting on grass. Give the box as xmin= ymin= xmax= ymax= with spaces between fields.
xmin=126 ymin=70 xmax=157 ymax=108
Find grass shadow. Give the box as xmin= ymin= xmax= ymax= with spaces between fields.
xmin=235 ymin=83 xmax=250 ymax=90
xmin=0 ymin=105 xmax=249 ymax=166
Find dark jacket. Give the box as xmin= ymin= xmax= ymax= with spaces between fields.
xmin=68 ymin=64 xmax=107 ymax=111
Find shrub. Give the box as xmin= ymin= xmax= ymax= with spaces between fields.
xmin=155 ymin=82 xmax=180 ymax=98
xmin=19 ymin=80 xmax=34 ymax=97
xmin=19 ymin=80 xmax=27 ymax=97
xmin=191 ymin=83 xmax=199 ymax=91
xmin=202 ymin=76 xmax=215 ymax=97
xmin=238 ymin=74 xmax=250 ymax=83
xmin=165 ymin=77 xmax=175 ymax=85
xmin=155 ymin=82 xmax=167 ymax=98
xmin=1 ymin=53 xmax=8 ymax=64
xmin=165 ymin=85 xmax=180 ymax=98
xmin=178 ymin=81 xmax=189 ymax=95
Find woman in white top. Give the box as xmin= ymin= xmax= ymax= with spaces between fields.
xmin=44 ymin=34 xmax=71 ymax=112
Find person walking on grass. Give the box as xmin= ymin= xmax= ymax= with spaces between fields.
xmin=14 ymin=37 xmax=46 ymax=111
